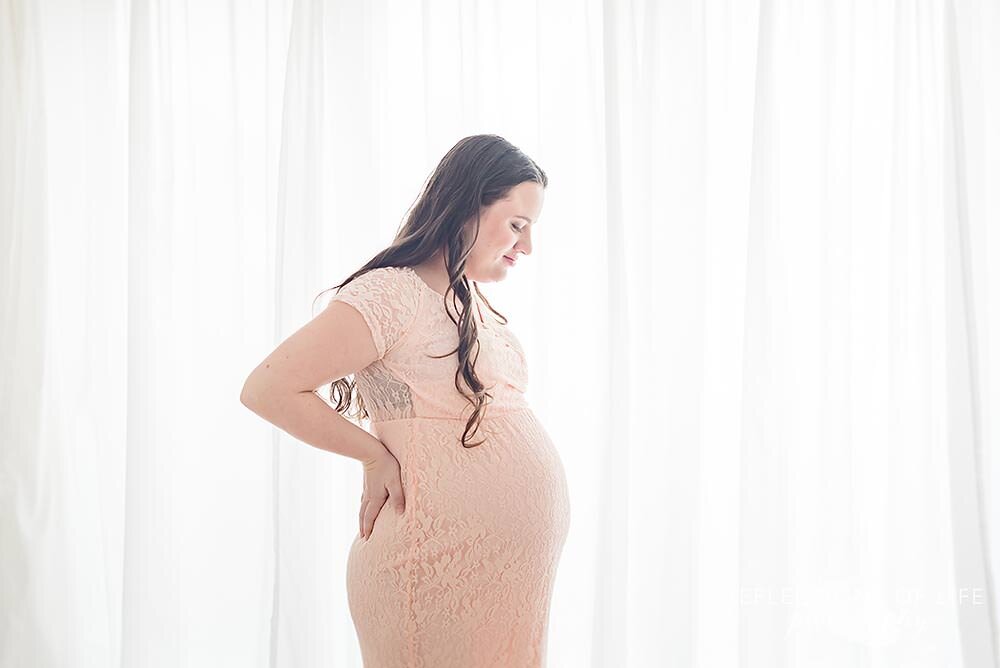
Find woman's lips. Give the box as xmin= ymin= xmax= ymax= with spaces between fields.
xmin=503 ymin=255 xmax=516 ymax=266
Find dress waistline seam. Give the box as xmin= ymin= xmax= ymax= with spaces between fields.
xmin=371 ymin=406 xmax=532 ymax=426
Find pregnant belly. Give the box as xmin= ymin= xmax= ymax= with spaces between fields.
xmin=361 ymin=407 xmax=571 ymax=557
xmin=346 ymin=409 xmax=571 ymax=665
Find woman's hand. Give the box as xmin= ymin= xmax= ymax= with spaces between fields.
xmin=359 ymin=446 xmax=405 ymax=540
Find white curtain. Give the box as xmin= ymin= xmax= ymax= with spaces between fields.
xmin=2 ymin=0 xmax=998 ymax=666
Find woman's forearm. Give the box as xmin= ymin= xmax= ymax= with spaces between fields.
xmin=241 ymin=389 xmax=387 ymax=464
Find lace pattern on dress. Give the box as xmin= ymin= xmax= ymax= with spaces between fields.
xmin=331 ymin=266 xmax=422 ymax=422
xmin=354 ymin=360 xmax=417 ymax=422
xmin=331 ymin=266 xmax=422 ymax=359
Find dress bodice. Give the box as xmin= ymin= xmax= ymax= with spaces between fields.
xmin=330 ymin=266 xmax=530 ymax=423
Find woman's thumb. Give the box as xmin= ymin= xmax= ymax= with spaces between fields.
xmin=394 ymin=483 xmax=405 ymax=512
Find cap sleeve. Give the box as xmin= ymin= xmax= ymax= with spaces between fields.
xmin=330 ymin=266 xmax=421 ymax=359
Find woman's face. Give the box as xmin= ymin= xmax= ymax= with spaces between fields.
xmin=464 ymin=181 xmax=544 ymax=283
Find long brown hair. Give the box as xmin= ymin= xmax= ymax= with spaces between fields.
xmin=313 ymin=134 xmax=547 ymax=448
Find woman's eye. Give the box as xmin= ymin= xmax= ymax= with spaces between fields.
xmin=511 ymin=223 xmax=523 ymax=232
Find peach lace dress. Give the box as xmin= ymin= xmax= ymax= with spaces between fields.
xmin=330 ymin=265 xmax=571 ymax=667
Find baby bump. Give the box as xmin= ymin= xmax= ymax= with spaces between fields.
xmin=414 ymin=410 xmax=569 ymax=556
xmin=348 ymin=410 xmax=570 ymax=649
xmin=366 ymin=410 xmax=570 ymax=557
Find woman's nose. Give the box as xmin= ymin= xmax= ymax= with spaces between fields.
xmin=515 ymin=232 xmax=532 ymax=256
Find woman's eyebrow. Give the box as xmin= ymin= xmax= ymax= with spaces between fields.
xmin=513 ymin=215 xmax=534 ymax=225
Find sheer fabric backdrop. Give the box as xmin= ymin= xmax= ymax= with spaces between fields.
xmin=1 ymin=0 xmax=998 ymax=666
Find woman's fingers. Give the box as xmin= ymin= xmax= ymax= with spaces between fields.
xmin=359 ymin=498 xmax=368 ymax=538
xmin=390 ymin=478 xmax=405 ymax=513
xmin=362 ymin=489 xmax=389 ymax=540
xmin=358 ymin=457 xmax=405 ymax=541
xmin=363 ymin=501 xmax=380 ymax=540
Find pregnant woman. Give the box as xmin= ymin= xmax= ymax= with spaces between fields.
xmin=241 ymin=134 xmax=571 ymax=667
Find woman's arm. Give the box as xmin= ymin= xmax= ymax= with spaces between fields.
xmin=240 ymin=300 xmax=389 ymax=465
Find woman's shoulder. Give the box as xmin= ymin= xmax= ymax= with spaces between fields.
xmin=341 ymin=265 xmax=420 ymax=295
xmin=331 ymin=265 xmax=424 ymax=358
